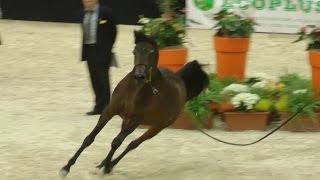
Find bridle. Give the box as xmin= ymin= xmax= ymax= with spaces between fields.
xmin=134 ymin=64 xmax=159 ymax=94
xmin=133 ymin=40 xmax=159 ymax=94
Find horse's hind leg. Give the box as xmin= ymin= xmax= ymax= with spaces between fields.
xmin=59 ymin=108 xmax=114 ymax=177
xmin=103 ymin=126 xmax=163 ymax=174
xmin=96 ymin=118 xmax=140 ymax=171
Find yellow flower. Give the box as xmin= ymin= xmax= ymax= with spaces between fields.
xmin=276 ymin=82 xmax=285 ymax=91
xmin=171 ymin=24 xmax=181 ymax=31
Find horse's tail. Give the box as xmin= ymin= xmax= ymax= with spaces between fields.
xmin=175 ymin=60 xmax=209 ymax=101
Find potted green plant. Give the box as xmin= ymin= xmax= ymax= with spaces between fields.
xmin=220 ymin=78 xmax=277 ymax=131
xmin=293 ymin=25 xmax=320 ymax=98
xmin=205 ymin=74 xmax=237 ymax=113
xmin=138 ymin=0 xmax=187 ymax=72
xmin=212 ymin=8 xmax=257 ymax=80
xmin=172 ymin=91 xmax=213 ymax=130
xmin=170 ymin=74 xmax=237 ymax=130
xmin=275 ymin=73 xmax=320 ymax=131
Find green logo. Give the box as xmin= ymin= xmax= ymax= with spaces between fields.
xmin=193 ymin=0 xmax=215 ymax=11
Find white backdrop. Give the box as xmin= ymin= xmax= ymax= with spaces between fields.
xmin=187 ymin=0 xmax=320 ymax=33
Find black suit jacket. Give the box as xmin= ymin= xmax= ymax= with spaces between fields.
xmin=81 ymin=6 xmax=117 ymax=64
xmin=174 ymin=0 xmax=185 ymax=13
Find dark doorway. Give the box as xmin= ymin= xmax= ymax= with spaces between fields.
xmin=1 ymin=0 xmax=160 ymax=24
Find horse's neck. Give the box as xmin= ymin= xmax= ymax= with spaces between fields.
xmin=150 ymin=68 xmax=163 ymax=83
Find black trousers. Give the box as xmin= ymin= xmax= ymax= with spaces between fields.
xmin=84 ymin=44 xmax=111 ymax=112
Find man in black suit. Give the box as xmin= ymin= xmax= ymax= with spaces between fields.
xmin=81 ymin=0 xmax=117 ymax=115
xmin=174 ymin=0 xmax=186 ymax=14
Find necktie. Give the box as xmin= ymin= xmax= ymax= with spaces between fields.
xmin=85 ymin=12 xmax=93 ymax=43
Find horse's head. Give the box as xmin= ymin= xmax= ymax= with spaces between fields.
xmin=133 ymin=30 xmax=159 ymax=81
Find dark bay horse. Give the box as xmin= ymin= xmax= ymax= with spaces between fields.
xmin=59 ymin=30 xmax=209 ymax=177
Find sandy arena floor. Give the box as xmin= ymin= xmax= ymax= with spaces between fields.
xmin=0 ymin=20 xmax=319 ymax=180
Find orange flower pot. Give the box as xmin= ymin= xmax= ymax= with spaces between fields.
xmin=213 ymin=36 xmax=250 ymax=80
xmin=218 ymin=103 xmax=235 ymax=113
xmin=207 ymin=102 xmax=219 ymax=112
xmin=170 ymin=112 xmax=213 ymax=130
xmin=207 ymin=103 xmax=235 ymax=114
xmin=222 ymin=112 xmax=269 ymax=131
xmin=158 ymin=48 xmax=188 ymax=73
xmin=279 ymin=113 xmax=320 ymax=132
xmin=309 ymin=51 xmax=320 ymax=99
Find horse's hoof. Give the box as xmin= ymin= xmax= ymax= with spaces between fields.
xmin=104 ymin=166 xmax=113 ymax=174
xmin=96 ymin=166 xmax=106 ymax=176
xmin=96 ymin=165 xmax=113 ymax=175
xmin=59 ymin=168 xmax=69 ymax=177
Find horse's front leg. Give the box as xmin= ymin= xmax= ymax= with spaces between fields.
xmin=59 ymin=107 xmax=114 ymax=177
xmin=96 ymin=118 xmax=140 ymax=174
xmin=104 ymin=126 xmax=163 ymax=174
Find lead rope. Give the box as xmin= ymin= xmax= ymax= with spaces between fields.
xmin=193 ymin=103 xmax=308 ymax=146
xmin=145 ymin=67 xmax=152 ymax=83
xmin=145 ymin=67 xmax=159 ymax=95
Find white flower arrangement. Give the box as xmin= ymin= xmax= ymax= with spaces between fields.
xmin=252 ymin=80 xmax=267 ymax=89
xmin=231 ymin=92 xmax=260 ymax=111
xmin=252 ymin=80 xmax=278 ymax=91
xmin=221 ymin=83 xmax=249 ymax=94
xmin=292 ymin=89 xmax=308 ymax=94
xmin=250 ymin=72 xmax=275 ymax=81
xmin=138 ymin=17 xmax=151 ymax=24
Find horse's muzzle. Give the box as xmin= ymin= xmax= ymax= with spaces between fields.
xmin=134 ymin=74 xmax=145 ymax=80
xmin=134 ymin=73 xmax=145 ymax=80
xmin=134 ymin=64 xmax=146 ymax=80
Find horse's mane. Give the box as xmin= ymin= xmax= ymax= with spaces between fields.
xmin=134 ymin=30 xmax=158 ymax=49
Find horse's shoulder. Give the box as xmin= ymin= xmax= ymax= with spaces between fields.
xmin=112 ymin=73 xmax=134 ymax=95
xmin=159 ymin=68 xmax=182 ymax=82
xmin=158 ymin=68 xmax=185 ymax=97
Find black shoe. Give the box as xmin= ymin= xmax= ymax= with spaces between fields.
xmin=86 ymin=110 xmax=102 ymax=115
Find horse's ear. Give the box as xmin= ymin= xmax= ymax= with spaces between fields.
xmin=134 ymin=30 xmax=146 ymax=43
xmin=134 ymin=30 xmax=158 ymax=48
xmin=134 ymin=30 xmax=140 ymax=39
